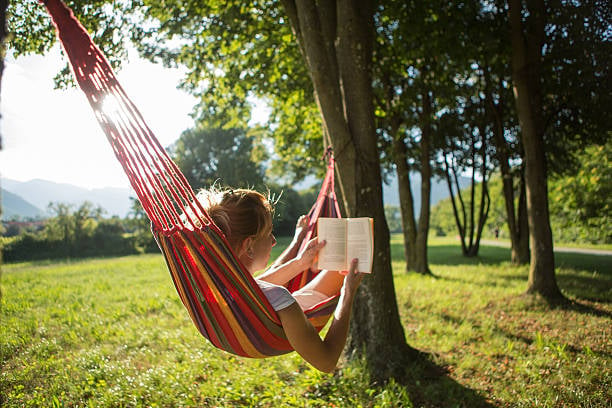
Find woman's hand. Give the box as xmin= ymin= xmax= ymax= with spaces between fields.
xmin=293 ymin=215 xmax=310 ymax=242
xmin=342 ymin=259 xmax=364 ymax=297
xmin=295 ymin=237 xmax=326 ymax=270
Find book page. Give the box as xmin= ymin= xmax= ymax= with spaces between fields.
xmin=346 ymin=218 xmax=374 ymax=273
xmin=316 ymin=218 xmax=347 ymax=271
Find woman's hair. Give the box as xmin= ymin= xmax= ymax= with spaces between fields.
xmin=196 ymin=188 xmax=274 ymax=250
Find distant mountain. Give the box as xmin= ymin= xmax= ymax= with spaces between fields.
xmin=1 ymin=179 xmax=133 ymax=218
xmin=1 ymin=173 xmax=467 ymax=221
xmin=1 ymin=188 xmax=45 ymax=220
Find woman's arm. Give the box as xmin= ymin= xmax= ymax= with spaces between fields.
xmin=277 ymin=259 xmax=363 ymax=373
xmin=257 ymin=238 xmax=325 ymax=286
xmin=270 ymin=215 xmax=310 ymax=268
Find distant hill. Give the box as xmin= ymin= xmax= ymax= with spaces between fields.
xmin=1 ymin=179 xmax=133 ymax=219
xmin=1 ymin=189 xmax=45 ymax=220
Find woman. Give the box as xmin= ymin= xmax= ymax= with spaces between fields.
xmin=198 ymin=188 xmax=364 ymax=373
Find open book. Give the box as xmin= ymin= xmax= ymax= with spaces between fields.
xmin=316 ymin=217 xmax=374 ymax=273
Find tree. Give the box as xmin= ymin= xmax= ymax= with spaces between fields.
xmin=45 ymin=201 xmax=102 ymax=256
xmin=172 ymin=126 xmax=266 ymax=190
xmin=482 ymin=58 xmax=530 ymax=264
xmin=508 ymin=0 xmax=563 ymax=301
xmin=126 ymin=197 xmax=157 ymax=253
xmin=440 ymin=106 xmax=492 ymax=257
xmin=281 ymin=0 xmax=411 ymax=379
xmin=373 ymin=0 xmax=459 ymax=274
xmin=467 ymin=5 xmax=530 ymax=264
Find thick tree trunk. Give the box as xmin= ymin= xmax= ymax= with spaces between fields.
xmin=509 ymin=0 xmax=563 ymax=301
xmin=392 ymin=134 xmax=417 ymax=271
xmin=284 ymin=0 xmax=413 ymax=380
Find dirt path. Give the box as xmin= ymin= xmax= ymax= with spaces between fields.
xmin=480 ymin=240 xmax=612 ymax=256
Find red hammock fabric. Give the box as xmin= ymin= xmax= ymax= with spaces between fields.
xmin=43 ymin=0 xmax=342 ymax=358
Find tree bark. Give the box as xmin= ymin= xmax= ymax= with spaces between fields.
xmin=284 ymin=0 xmax=413 ymax=380
xmin=444 ymin=152 xmax=468 ymax=254
xmin=508 ymin=0 xmax=563 ymax=301
xmin=391 ymin=127 xmax=417 ymax=271
xmin=514 ymin=175 xmax=530 ymax=264
xmin=414 ymin=89 xmax=432 ymax=274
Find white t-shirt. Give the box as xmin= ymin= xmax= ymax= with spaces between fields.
xmin=256 ymin=280 xmax=296 ymax=311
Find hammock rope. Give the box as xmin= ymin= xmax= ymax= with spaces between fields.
xmin=43 ymin=0 xmax=342 ymax=358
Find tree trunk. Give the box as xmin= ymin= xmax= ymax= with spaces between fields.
xmin=392 ymin=133 xmax=417 ymax=271
xmin=467 ymin=122 xmax=491 ymax=257
xmin=283 ymin=0 xmax=413 ymax=380
xmin=486 ymin=70 xmax=530 ymax=265
xmin=414 ymin=89 xmax=432 ymax=274
xmin=444 ymin=152 xmax=468 ymax=254
xmin=514 ymin=175 xmax=530 ymax=264
xmin=508 ymin=0 xmax=563 ymax=301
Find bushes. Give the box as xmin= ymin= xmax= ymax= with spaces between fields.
xmin=1 ymin=204 xmax=151 ymax=262
xmin=1 ymin=231 xmax=141 ymax=262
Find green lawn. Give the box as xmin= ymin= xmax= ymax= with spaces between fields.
xmin=1 ymin=236 xmax=610 ymax=407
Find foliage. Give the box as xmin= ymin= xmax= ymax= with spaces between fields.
xmin=1 ymin=201 xmax=145 ymax=261
xmin=172 ymin=126 xmax=267 ymax=190
xmin=8 ymin=0 xmax=137 ymax=87
xmin=384 ymin=206 xmax=402 ymax=233
xmin=130 ymin=0 xmax=323 ymax=182
xmin=432 ymin=142 xmax=612 ymax=245
xmin=1 ymin=237 xmax=610 ymax=407
xmin=125 ymin=197 xmax=158 ymax=254
xmin=539 ymin=0 xmax=611 ymax=174
xmin=267 ymin=184 xmax=316 ymax=237
xmin=548 ymin=142 xmax=612 ymax=244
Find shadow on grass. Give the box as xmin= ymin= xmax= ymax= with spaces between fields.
xmin=558 ymin=273 xmax=612 ymax=304
xmin=554 ymin=251 xmax=612 ymax=275
xmin=558 ymin=297 xmax=612 ymax=319
xmin=397 ymin=350 xmax=496 ymax=408
xmin=392 ymin=240 xmax=612 ymax=272
xmin=394 ymin=243 xmax=513 ymax=267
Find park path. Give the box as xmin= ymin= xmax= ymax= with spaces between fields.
xmin=480 ymin=239 xmax=612 ymax=256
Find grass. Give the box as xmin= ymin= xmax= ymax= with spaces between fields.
xmin=1 ymin=235 xmax=610 ymax=407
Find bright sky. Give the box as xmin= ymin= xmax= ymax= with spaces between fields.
xmin=0 ymin=45 xmax=198 ymax=189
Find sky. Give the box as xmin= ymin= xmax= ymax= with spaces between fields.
xmin=0 ymin=45 xmax=198 ymax=189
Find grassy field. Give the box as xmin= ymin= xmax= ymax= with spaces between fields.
xmin=1 ymin=235 xmax=610 ymax=407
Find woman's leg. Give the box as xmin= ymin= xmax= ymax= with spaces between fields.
xmin=296 ymin=270 xmax=344 ymax=297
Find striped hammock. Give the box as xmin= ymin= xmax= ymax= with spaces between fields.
xmin=43 ymin=0 xmax=342 ymax=357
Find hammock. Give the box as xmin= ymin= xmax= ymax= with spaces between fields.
xmin=43 ymin=0 xmax=342 ymax=358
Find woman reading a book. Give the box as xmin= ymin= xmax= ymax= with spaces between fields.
xmin=197 ymin=188 xmax=364 ymax=373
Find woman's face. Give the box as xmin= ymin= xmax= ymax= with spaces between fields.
xmin=250 ymin=231 xmax=277 ymax=272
